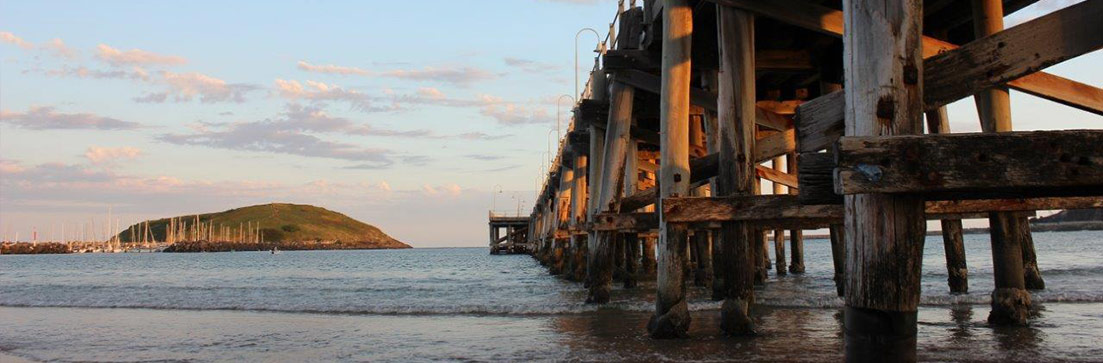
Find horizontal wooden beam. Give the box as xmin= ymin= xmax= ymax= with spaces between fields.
xmin=926 ymin=196 xmax=1103 ymax=214
xmin=589 ymin=212 xmax=658 ymax=232
xmin=663 ymin=195 xmax=842 ymax=228
xmin=604 ymin=48 xmax=814 ymax=72
xmin=659 ymin=195 xmax=1103 ymax=224
xmin=835 ymin=130 xmax=1103 ymax=197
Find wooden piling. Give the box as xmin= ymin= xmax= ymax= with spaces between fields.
xmin=703 ymin=72 xmax=727 ymax=299
xmin=585 ymin=123 xmax=605 ymax=290
xmin=643 ymin=237 xmax=657 ymax=276
xmin=623 ymin=138 xmax=641 ymax=288
xmin=587 ymin=78 xmax=635 ymax=303
xmin=715 ymin=4 xmax=756 ymax=336
xmin=828 ymin=224 xmax=845 ymax=297
xmin=571 ymin=154 xmax=589 ymax=282
xmin=842 ymin=0 xmax=926 ymax=360
xmin=552 ymin=163 xmax=574 ymax=274
xmin=772 ymin=157 xmax=787 ymax=276
xmin=648 ymin=0 xmax=693 ymax=339
xmin=926 ymin=107 xmax=968 ymax=293
xmin=972 ymin=0 xmax=1032 ymax=325
xmin=786 ymin=152 xmax=805 ymax=274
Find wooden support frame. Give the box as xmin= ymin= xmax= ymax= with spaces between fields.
xmin=604 ymin=48 xmax=814 ymax=72
xmin=711 ymin=0 xmax=1103 ymax=116
xmin=834 ymin=130 xmax=1103 ymax=197
xmin=588 ymin=195 xmax=1103 ymax=232
xmin=925 ymin=0 xmax=1103 ymax=109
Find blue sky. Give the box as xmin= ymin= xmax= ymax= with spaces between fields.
xmin=1 ymin=0 xmax=1100 ymax=246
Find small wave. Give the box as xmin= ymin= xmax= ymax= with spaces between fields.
xmin=0 ymin=301 xmax=603 ymax=317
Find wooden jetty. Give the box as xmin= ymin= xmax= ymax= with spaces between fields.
xmin=488 ymin=212 xmax=530 ymax=255
xmin=492 ymin=0 xmax=1102 ymax=360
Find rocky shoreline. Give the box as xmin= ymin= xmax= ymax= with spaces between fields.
xmin=163 ymin=240 xmax=411 ymax=252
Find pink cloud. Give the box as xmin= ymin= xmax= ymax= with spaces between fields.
xmin=84 ymin=146 xmax=142 ymax=165
xmin=95 ymin=44 xmax=187 ymax=66
xmin=0 ymin=31 xmax=33 ymax=49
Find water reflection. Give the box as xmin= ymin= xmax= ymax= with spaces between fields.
xmin=949 ymin=304 xmax=974 ymax=340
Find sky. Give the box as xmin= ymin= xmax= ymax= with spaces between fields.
xmin=1 ymin=0 xmax=1099 ymax=247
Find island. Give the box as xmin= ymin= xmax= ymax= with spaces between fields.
xmin=0 ymin=203 xmax=410 ymax=254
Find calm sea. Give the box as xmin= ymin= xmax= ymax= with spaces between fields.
xmin=2 ymin=231 xmax=1102 ymax=362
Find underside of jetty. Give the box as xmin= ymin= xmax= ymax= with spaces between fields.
xmin=491 ymin=0 xmax=1102 ymax=359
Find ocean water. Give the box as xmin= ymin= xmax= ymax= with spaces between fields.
xmin=1 ymin=230 xmax=1102 ymax=362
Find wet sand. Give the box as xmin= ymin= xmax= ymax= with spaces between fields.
xmin=2 ymin=303 xmax=1101 ymax=362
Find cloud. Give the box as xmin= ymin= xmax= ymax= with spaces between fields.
xmin=0 ymin=106 xmax=141 ymax=130
xmin=43 ymin=38 xmax=78 ymax=59
xmin=0 ymin=31 xmax=33 ymax=49
xmin=41 ymin=66 xmax=151 ymax=81
xmin=481 ymin=164 xmax=523 ymax=172
xmin=158 ymin=104 xmax=431 ymax=166
xmin=458 ymin=132 xmax=512 ymax=140
xmin=160 ymin=125 xmax=395 ymax=166
xmin=465 ymin=154 xmax=504 ymax=161
xmin=95 ymin=44 xmax=187 ymax=66
xmin=381 ymin=66 xmax=497 ymax=87
xmin=297 ymin=60 xmax=370 ymax=75
xmin=135 ymin=71 xmax=258 ymax=103
xmin=84 ymin=146 xmax=142 ymax=165
xmin=503 ymin=57 xmax=561 ymax=73
xmin=476 ymin=95 xmax=553 ymax=125
xmin=275 ymin=79 xmax=388 ymax=112
xmin=296 ymin=60 xmax=497 ymax=86
xmin=377 ymin=180 xmax=392 ymax=192
xmin=278 ymin=103 xmax=431 ymax=137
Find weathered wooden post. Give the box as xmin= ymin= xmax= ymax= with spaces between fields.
xmin=716 ymin=4 xmax=756 ymax=336
xmin=587 ymin=76 xmax=635 ymax=303
xmin=703 ymin=72 xmax=726 ymax=298
xmin=754 ymin=174 xmax=768 ymax=285
xmin=624 ymin=139 xmax=641 ymax=288
xmin=926 ymin=107 xmax=968 ymax=293
xmin=786 ymin=152 xmax=805 ymax=273
xmin=693 ymin=230 xmax=713 ymax=287
xmin=552 ymin=162 xmax=574 ymax=274
xmin=828 ymin=224 xmax=845 ymax=297
xmin=585 ymin=76 xmax=606 ymax=290
xmin=972 ymin=0 xmax=1032 ymax=325
xmin=1021 ymin=226 xmax=1045 ymax=290
xmin=772 ymin=156 xmax=787 ymax=275
xmin=842 ymin=0 xmax=926 ymax=360
xmin=489 ymin=224 xmax=498 ymax=255
xmin=643 ymin=237 xmax=657 ymax=276
xmin=614 ymin=234 xmax=627 ymax=281
xmin=688 ymin=113 xmax=712 ymax=287
xmin=571 ymin=152 xmax=589 ymax=282
xmin=648 ymin=0 xmax=693 ymax=339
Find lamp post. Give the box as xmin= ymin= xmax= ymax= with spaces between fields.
xmin=491 ymin=184 xmax=503 ymax=215
xmin=575 ymin=28 xmax=600 ymax=98
xmin=547 ymin=129 xmax=557 ymax=167
xmin=556 ymin=94 xmax=575 ymax=141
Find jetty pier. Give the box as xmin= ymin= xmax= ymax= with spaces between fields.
xmin=488 ymin=0 xmax=1102 ymax=359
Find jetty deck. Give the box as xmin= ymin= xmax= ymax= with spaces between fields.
xmin=488 ymin=213 xmax=530 ymax=255
xmin=490 ymin=0 xmax=1102 ymax=359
